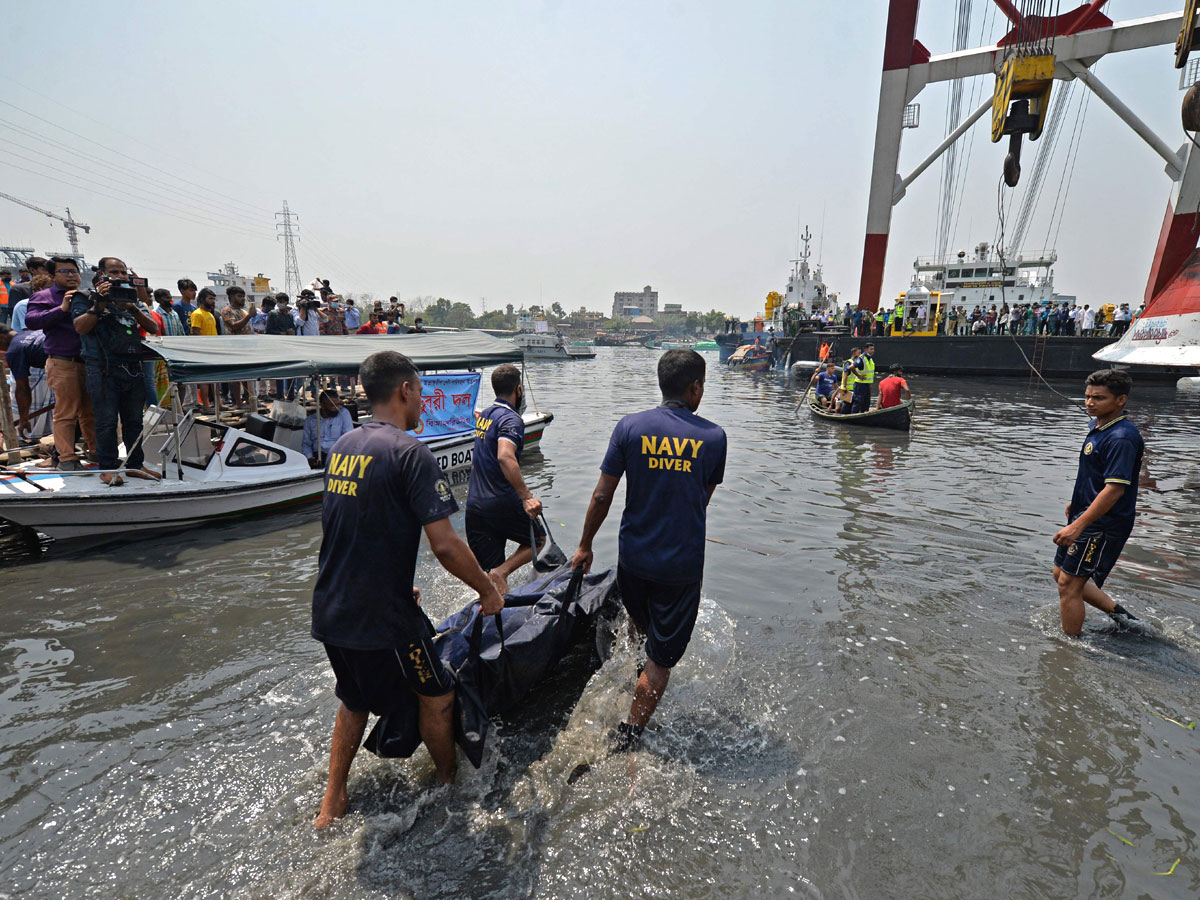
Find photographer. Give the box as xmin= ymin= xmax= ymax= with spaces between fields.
xmin=293 ymin=289 xmax=327 ymax=336
xmin=72 ymin=256 xmax=159 ymax=486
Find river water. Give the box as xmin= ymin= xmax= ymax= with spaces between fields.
xmin=2 ymin=348 xmax=1199 ymax=899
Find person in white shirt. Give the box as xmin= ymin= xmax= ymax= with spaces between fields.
xmin=1080 ymin=305 xmax=1095 ymax=336
xmin=293 ymin=289 xmax=328 ymax=336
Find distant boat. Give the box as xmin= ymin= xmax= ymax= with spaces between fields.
xmin=512 ymin=332 xmax=596 ymax=359
xmin=694 ymin=340 xmax=718 ymax=351
xmin=727 ymin=343 xmax=773 ymax=372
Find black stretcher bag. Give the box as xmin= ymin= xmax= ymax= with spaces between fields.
xmin=363 ymin=564 xmax=619 ymax=767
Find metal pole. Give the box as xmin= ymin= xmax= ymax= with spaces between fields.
xmin=0 ymin=367 xmax=21 ymax=464
xmin=1064 ymin=59 xmax=1184 ymax=180
xmin=894 ymin=98 xmax=993 ymax=203
xmin=314 ymin=376 xmax=321 ymax=461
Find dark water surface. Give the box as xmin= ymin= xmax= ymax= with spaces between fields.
xmin=2 ymin=349 xmax=1199 ymax=899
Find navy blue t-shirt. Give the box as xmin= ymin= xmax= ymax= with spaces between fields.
xmin=466 ymin=399 xmax=524 ymax=516
xmin=601 ymin=406 xmax=727 ymax=584
xmin=312 ymin=422 xmax=458 ymax=650
xmin=5 ymin=329 xmax=47 ymax=379
xmin=815 ymin=372 xmax=837 ymax=397
xmin=1069 ymin=414 xmax=1143 ymax=533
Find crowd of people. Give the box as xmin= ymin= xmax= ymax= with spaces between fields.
xmin=844 ymin=299 xmax=1140 ymax=338
xmin=0 ymin=254 xmax=432 ymax=483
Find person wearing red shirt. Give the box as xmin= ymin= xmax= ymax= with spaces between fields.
xmin=875 ymin=364 xmax=911 ymax=409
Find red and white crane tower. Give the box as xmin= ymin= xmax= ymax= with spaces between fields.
xmin=859 ymin=1 xmax=1200 ymax=367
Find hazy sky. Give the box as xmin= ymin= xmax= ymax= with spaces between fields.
xmin=0 ymin=1 xmax=1187 ymax=316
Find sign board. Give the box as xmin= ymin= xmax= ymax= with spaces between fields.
xmin=408 ymin=372 xmax=480 ymax=438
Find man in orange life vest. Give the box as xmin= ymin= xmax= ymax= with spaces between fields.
xmin=572 ymin=349 xmax=728 ymax=752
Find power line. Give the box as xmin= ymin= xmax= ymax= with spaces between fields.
xmin=0 ymin=149 xmax=270 ymax=240
xmin=2 ymin=117 xmax=274 ymax=226
xmin=0 ymin=144 xmax=271 ymax=239
xmin=0 ymin=157 xmax=273 ymax=242
xmin=0 ymin=73 xmax=277 ymax=213
xmin=0 ymin=96 xmax=271 ymax=219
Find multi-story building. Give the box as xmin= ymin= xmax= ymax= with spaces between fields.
xmin=612 ymin=285 xmax=658 ymax=319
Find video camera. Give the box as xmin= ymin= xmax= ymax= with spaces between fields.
xmin=101 ymin=275 xmax=148 ymax=303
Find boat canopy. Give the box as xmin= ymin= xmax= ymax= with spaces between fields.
xmin=147 ymin=332 xmax=523 ymax=383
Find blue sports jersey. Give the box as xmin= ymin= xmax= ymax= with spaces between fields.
xmin=815 ymin=372 xmax=837 ymax=397
xmin=1069 ymin=414 xmax=1143 ymax=532
xmin=466 ymin=399 xmax=525 ymax=515
xmin=600 ymin=406 xmax=727 ymax=584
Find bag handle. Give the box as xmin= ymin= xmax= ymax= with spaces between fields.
xmin=558 ymin=566 xmax=585 ymax=617
xmin=530 ymin=513 xmax=556 ymax=553
xmin=468 ymin=607 xmax=505 ymax=661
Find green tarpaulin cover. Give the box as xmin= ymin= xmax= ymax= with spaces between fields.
xmin=147 ymin=332 xmax=522 ymax=383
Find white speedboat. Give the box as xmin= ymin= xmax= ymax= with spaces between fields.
xmin=0 ymin=332 xmax=552 ymax=541
xmin=512 ymin=332 xmax=596 ymax=359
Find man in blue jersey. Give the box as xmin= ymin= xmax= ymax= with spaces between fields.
xmin=465 ymin=364 xmax=544 ymax=592
xmin=572 ymin=349 xmax=728 ymax=751
xmin=808 ymin=361 xmax=838 ymax=408
xmin=1052 ymin=369 xmax=1144 ymax=636
xmin=311 ymin=350 xmax=504 ymax=828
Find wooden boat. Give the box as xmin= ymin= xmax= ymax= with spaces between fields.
xmin=727 ymin=343 xmax=774 ymax=372
xmin=808 ymin=396 xmax=914 ymax=431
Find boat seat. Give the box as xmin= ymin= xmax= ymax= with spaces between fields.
xmin=272 ymin=421 xmax=305 ymax=454
xmin=245 ymin=413 xmax=277 ymax=442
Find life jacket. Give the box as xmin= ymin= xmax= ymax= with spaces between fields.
xmin=856 ymin=355 xmax=876 ymax=385
xmin=841 ymin=360 xmax=858 ymax=391
xmin=0 ymin=281 xmax=8 ymax=308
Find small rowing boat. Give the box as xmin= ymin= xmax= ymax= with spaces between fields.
xmin=727 ymin=343 xmax=773 ymax=372
xmin=809 ymin=397 xmax=914 ymax=431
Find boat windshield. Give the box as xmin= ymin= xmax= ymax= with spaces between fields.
xmin=175 ymin=421 xmax=228 ymax=470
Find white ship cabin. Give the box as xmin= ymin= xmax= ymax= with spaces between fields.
xmin=913 ymin=242 xmax=1060 ymax=308
xmin=207 ymin=262 xmax=274 ymax=307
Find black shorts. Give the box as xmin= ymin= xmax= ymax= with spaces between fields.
xmin=1053 ymin=526 xmax=1131 ymax=589
xmin=465 ymin=505 xmax=545 ymax=571
xmin=324 ymin=633 xmax=454 ymax=715
xmin=617 ymin=564 xmax=703 ymax=669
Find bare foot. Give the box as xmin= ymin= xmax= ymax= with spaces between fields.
xmin=487 ymin=570 xmax=508 ymax=597
xmin=314 ymin=788 xmax=348 ymax=829
xmin=435 ymin=764 xmax=458 ymax=785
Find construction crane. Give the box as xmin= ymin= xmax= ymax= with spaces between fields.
xmin=0 ymin=192 xmax=90 ymax=257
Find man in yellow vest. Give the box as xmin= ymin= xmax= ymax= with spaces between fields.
xmin=836 ymin=348 xmax=861 ymax=414
xmin=851 ymin=343 xmax=877 ymax=413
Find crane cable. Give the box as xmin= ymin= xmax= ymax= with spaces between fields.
xmin=995 ymin=174 xmax=1087 ymax=411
